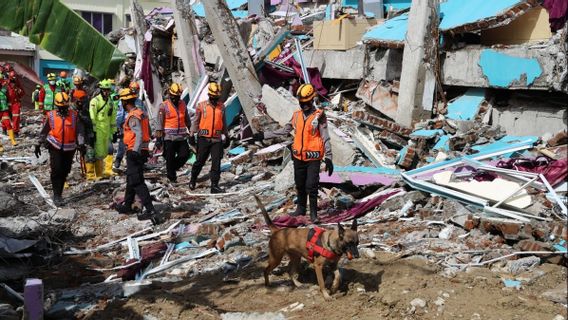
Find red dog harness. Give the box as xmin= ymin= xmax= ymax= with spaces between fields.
xmin=306 ymin=227 xmax=338 ymax=263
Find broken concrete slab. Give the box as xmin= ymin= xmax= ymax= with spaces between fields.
xmin=353 ymin=110 xmax=412 ymax=137
xmin=356 ymin=80 xmax=399 ymax=120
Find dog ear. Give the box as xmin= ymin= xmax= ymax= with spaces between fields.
xmin=351 ymin=219 xmax=358 ymax=231
xmin=337 ymin=222 xmax=345 ymax=238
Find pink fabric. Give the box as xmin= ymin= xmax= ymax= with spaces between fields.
xmin=272 ymin=189 xmax=402 ymax=227
xmin=496 ymin=157 xmax=568 ymax=187
xmin=140 ymin=41 xmax=154 ymax=103
xmin=542 ymin=0 xmax=568 ymax=31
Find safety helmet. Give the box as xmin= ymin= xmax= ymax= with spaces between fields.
xmin=99 ymin=79 xmax=112 ymax=90
xmin=119 ymin=88 xmax=138 ymax=101
xmin=108 ymin=79 xmax=116 ymax=85
xmin=169 ymin=83 xmax=183 ymax=96
xmin=129 ymin=81 xmax=140 ymax=93
xmin=47 ymin=73 xmax=57 ymax=81
xmin=72 ymin=89 xmax=87 ymax=101
xmin=8 ymin=71 xmax=16 ymax=79
xmin=36 ymin=84 xmax=41 ymax=89
xmin=54 ymin=92 xmax=70 ymax=107
xmin=297 ymin=84 xmax=316 ymax=103
xmin=59 ymin=71 xmax=67 ymax=78
xmin=4 ymin=64 xmax=12 ymax=72
xmin=208 ymin=82 xmax=221 ymax=98
xmin=73 ymin=76 xmax=82 ymax=85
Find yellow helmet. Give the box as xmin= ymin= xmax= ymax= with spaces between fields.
xmin=297 ymin=84 xmax=316 ymax=103
xmin=54 ymin=92 xmax=70 ymax=107
xmin=208 ymin=82 xmax=221 ymax=98
xmin=169 ymin=83 xmax=183 ymax=96
xmin=47 ymin=73 xmax=57 ymax=81
xmin=119 ymin=88 xmax=138 ymax=101
xmin=73 ymin=76 xmax=83 ymax=85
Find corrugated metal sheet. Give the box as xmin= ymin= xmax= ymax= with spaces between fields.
xmin=0 ymin=34 xmax=35 ymax=52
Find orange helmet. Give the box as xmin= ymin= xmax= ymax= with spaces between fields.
xmin=59 ymin=71 xmax=67 ymax=78
xmin=54 ymin=92 xmax=70 ymax=107
xmin=72 ymin=89 xmax=87 ymax=101
xmin=129 ymin=81 xmax=140 ymax=93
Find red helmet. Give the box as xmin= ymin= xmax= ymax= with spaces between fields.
xmin=8 ymin=71 xmax=16 ymax=79
xmin=4 ymin=64 xmax=13 ymax=72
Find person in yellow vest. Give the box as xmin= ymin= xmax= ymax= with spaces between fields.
xmin=32 ymin=84 xmax=41 ymax=110
xmin=189 ymin=82 xmax=229 ymax=194
xmin=253 ymin=84 xmax=333 ymax=223
xmin=155 ymin=83 xmax=192 ymax=182
xmin=34 ymin=92 xmax=85 ymax=206
xmin=88 ymin=79 xmax=116 ymax=179
xmin=114 ymin=88 xmax=164 ymax=225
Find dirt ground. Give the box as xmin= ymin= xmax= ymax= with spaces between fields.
xmin=82 ymin=252 xmax=567 ymax=320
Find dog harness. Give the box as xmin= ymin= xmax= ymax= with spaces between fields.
xmin=306 ymin=227 xmax=338 ymax=263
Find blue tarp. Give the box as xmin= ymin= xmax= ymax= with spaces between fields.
xmin=446 ymin=88 xmax=485 ymax=120
xmin=478 ymin=49 xmax=543 ymax=88
xmin=363 ymin=0 xmax=525 ymax=42
xmin=193 ymin=0 xmax=248 ymax=18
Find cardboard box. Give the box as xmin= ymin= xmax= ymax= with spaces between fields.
xmin=481 ymin=7 xmax=553 ymax=45
xmin=313 ymin=18 xmax=380 ymax=50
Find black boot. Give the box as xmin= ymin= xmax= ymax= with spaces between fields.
xmin=211 ymin=185 xmax=225 ymax=194
xmin=189 ymin=171 xmax=198 ymax=190
xmin=53 ymin=194 xmax=64 ymax=207
xmin=115 ymin=202 xmax=137 ymax=214
xmin=309 ymin=196 xmax=319 ymax=224
xmin=291 ymin=192 xmax=307 ymax=216
xmin=290 ymin=205 xmax=306 ymax=217
xmin=150 ymin=212 xmax=166 ymax=225
xmin=137 ymin=207 xmax=157 ymax=221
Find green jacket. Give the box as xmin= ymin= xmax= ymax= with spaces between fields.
xmin=0 ymin=88 xmax=8 ymax=112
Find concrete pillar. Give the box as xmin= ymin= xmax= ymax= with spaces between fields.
xmin=171 ymin=0 xmax=202 ymax=94
xmin=202 ymin=0 xmax=262 ymax=133
xmin=395 ymin=0 xmax=438 ymax=127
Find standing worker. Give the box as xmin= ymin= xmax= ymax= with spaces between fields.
xmin=156 ymin=83 xmax=191 ymax=182
xmin=32 ymin=84 xmax=41 ymax=110
xmin=114 ymin=88 xmax=163 ymax=225
xmin=0 ymin=82 xmax=17 ymax=147
xmin=39 ymin=73 xmax=62 ymax=113
xmin=34 ymin=92 xmax=85 ymax=206
xmin=71 ymin=76 xmax=95 ymax=180
xmin=7 ymin=71 xmax=24 ymax=136
xmin=189 ymin=82 xmax=229 ymax=194
xmin=113 ymin=81 xmax=142 ymax=171
xmin=89 ymin=79 xmax=116 ymax=179
xmin=253 ymin=84 xmax=334 ymax=223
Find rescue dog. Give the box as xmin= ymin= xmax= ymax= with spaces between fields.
xmin=254 ymin=195 xmax=359 ymax=300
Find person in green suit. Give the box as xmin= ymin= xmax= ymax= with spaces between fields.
xmin=89 ymin=79 xmax=117 ymax=179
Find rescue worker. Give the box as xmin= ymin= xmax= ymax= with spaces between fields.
xmin=57 ymin=71 xmax=71 ymax=93
xmin=253 ymin=84 xmax=333 ymax=223
xmin=39 ymin=73 xmax=62 ymax=113
xmin=6 ymin=71 xmax=24 ymax=135
xmin=113 ymin=81 xmax=142 ymax=171
xmin=34 ymin=92 xmax=85 ymax=206
xmin=156 ymin=83 xmax=191 ymax=182
xmin=71 ymin=76 xmax=95 ymax=179
xmin=189 ymin=82 xmax=229 ymax=194
xmin=114 ymin=88 xmax=163 ymax=224
xmin=0 ymin=82 xmax=17 ymax=146
xmin=89 ymin=79 xmax=117 ymax=179
xmin=32 ymin=84 xmax=41 ymax=110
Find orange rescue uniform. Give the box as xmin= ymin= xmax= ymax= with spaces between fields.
xmin=46 ymin=109 xmax=78 ymax=151
xmin=123 ymin=108 xmax=150 ymax=151
xmin=291 ymin=109 xmax=325 ymax=161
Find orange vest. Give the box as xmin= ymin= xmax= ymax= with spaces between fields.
xmin=197 ymin=101 xmax=224 ymax=138
xmin=46 ymin=109 xmax=78 ymax=151
xmin=163 ymin=99 xmax=188 ymax=137
xmin=291 ymin=109 xmax=325 ymax=161
xmin=123 ymin=108 xmax=150 ymax=151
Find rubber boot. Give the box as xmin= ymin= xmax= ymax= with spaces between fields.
xmin=7 ymin=129 xmax=17 ymax=146
xmin=290 ymin=193 xmax=308 ymax=216
xmin=309 ymin=196 xmax=319 ymax=224
xmin=94 ymin=159 xmax=104 ymax=179
xmin=85 ymin=162 xmax=98 ymax=181
xmin=103 ymin=155 xmax=118 ymax=177
xmin=115 ymin=202 xmax=138 ymax=214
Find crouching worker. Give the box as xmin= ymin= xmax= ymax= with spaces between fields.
xmin=35 ymin=92 xmax=85 ymax=206
xmin=114 ymin=88 xmax=165 ymax=225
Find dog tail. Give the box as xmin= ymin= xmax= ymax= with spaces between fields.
xmin=254 ymin=194 xmax=279 ymax=233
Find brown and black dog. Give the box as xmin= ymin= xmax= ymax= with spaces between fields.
xmin=254 ymin=195 xmax=359 ymax=300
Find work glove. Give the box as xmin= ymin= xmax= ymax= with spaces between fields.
xmin=252 ymin=131 xmax=264 ymax=141
xmin=188 ymin=134 xmax=197 ymax=146
xmin=324 ymin=158 xmax=334 ymax=176
xmin=34 ymin=145 xmax=41 ymax=158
